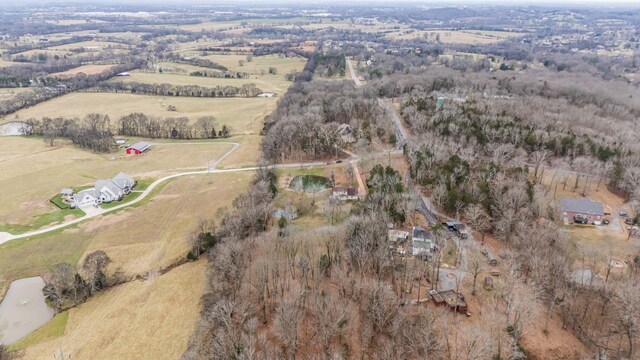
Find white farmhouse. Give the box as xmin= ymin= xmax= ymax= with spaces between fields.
xmin=72 ymin=172 xmax=135 ymax=208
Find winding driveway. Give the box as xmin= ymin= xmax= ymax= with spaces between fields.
xmin=0 ymin=64 xmax=404 ymax=245
xmin=0 ymin=139 xmax=349 ymax=245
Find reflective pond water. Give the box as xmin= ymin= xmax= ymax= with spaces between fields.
xmin=0 ymin=277 xmax=54 ymax=345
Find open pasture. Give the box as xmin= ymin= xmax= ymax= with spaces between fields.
xmin=0 ymin=170 xmax=251 ymax=295
xmin=20 ymin=260 xmax=207 ymax=360
xmin=399 ymin=29 xmax=526 ymax=44
xmin=7 ymin=92 xmax=274 ymax=134
xmin=0 ymin=137 xmax=234 ymax=225
xmin=202 ymin=53 xmax=305 ymax=76
xmin=51 ymin=64 xmax=115 ymax=77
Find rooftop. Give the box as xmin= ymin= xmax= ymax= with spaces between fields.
xmin=412 ymin=226 xmax=432 ymax=240
xmin=559 ymin=198 xmax=604 ymax=216
xmin=128 ymin=141 xmax=151 ymax=152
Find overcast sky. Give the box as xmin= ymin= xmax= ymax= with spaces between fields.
xmin=0 ymin=0 xmax=638 ymax=6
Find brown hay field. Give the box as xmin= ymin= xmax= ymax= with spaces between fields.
xmin=51 ymin=64 xmax=115 ymax=77
xmin=6 ymin=92 xmax=273 ymax=133
xmin=19 ymin=260 xmax=207 ymax=360
xmin=0 ymin=171 xmax=251 ymax=295
xmin=0 ymin=137 xmax=234 ymax=224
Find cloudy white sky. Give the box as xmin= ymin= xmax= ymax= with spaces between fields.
xmin=0 ymin=0 xmax=638 ymax=6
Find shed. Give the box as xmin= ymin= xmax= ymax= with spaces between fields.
xmin=126 ymin=141 xmax=151 ymax=155
xmin=388 ymin=230 xmax=409 ymax=243
xmin=438 ymin=290 xmax=468 ymax=313
xmin=60 ymin=188 xmax=74 ymax=196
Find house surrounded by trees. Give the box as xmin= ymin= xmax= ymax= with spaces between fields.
xmin=559 ymin=198 xmax=605 ymax=225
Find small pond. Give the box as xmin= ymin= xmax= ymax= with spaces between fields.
xmin=289 ymin=175 xmax=329 ymax=192
xmin=0 ymin=277 xmax=55 ymax=345
xmin=0 ymin=121 xmax=31 ymax=136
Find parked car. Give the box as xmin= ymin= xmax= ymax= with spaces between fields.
xmin=625 ymin=217 xmax=635 ymax=225
xmin=619 ymin=211 xmax=628 ymax=217
xmin=490 ymin=268 xmax=501 ymax=276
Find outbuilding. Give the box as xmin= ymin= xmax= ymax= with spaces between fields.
xmin=126 ymin=141 xmax=151 ymax=155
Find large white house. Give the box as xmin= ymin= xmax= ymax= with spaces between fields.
xmin=72 ymin=172 xmax=135 ymax=208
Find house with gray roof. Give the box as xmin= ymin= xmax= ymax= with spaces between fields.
xmin=412 ymin=226 xmax=435 ymax=256
xmin=71 ymin=173 xmax=135 ymax=208
xmin=559 ymin=198 xmax=605 ymax=225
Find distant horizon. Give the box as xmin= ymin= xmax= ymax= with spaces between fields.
xmin=0 ymin=0 xmax=639 ymax=8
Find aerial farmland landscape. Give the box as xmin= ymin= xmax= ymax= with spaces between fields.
xmin=0 ymin=1 xmax=640 ymax=359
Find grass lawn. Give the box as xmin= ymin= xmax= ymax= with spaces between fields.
xmin=0 ymin=137 xmax=234 ymax=225
xmin=401 ymin=30 xmax=525 ymax=44
xmin=0 ymin=87 xmax=32 ymax=100
xmin=7 ymin=312 xmax=69 ymax=351
xmin=202 ymin=54 xmax=306 ymax=78
xmin=20 ymin=260 xmax=207 ymax=360
xmin=0 ymin=207 xmax=85 ymax=235
xmin=99 ymin=191 xmax=143 ymax=209
xmin=442 ymin=239 xmax=459 ymax=267
xmin=0 ymin=226 xmax=92 ymax=296
xmin=46 ymin=41 xmax=126 ymax=51
xmin=0 ymin=171 xmax=251 ymax=297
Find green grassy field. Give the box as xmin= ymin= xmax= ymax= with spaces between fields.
xmin=0 ymin=226 xmax=92 ymax=296
xmin=0 ymin=207 xmax=85 ymax=234
xmin=99 ymin=191 xmax=143 ymax=209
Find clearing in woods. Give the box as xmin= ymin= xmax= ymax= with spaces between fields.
xmin=0 ymin=137 xmax=235 ymax=225
xmin=19 ymin=260 xmax=207 ymax=360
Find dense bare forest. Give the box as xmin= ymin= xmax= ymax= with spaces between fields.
xmin=1 ymin=2 xmax=639 ymax=359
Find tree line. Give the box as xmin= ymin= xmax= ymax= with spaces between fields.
xmin=22 ymin=113 xmax=232 ymax=152
xmin=0 ymin=60 xmax=145 ymax=116
xmin=95 ymin=80 xmax=263 ymax=98
xmin=161 ymin=53 xmax=229 ymax=72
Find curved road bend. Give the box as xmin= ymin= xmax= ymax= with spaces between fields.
xmin=0 ymin=149 xmax=347 ymax=245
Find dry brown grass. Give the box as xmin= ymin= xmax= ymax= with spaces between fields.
xmin=77 ymin=171 xmax=252 ymax=275
xmin=51 ymin=64 xmax=114 ymax=77
xmin=0 ymin=87 xmax=32 ymax=100
xmin=389 ymin=30 xmax=525 ymax=44
xmin=7 ymin=92 xmax=272 ymax=133
xmin=19 ymin=259 xmax=207 ymax=360
xmin=0 ymin=137 xmax=234 ymax=224
xmin=46 ymin=41 xmax=125 ymax=51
